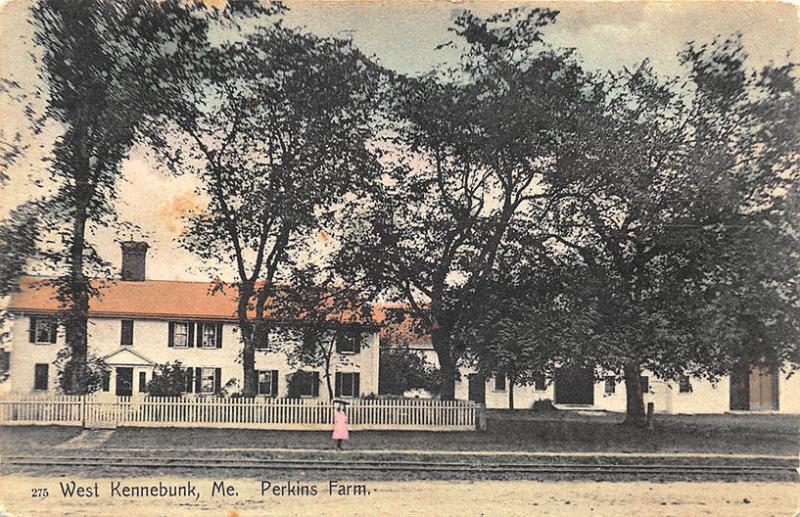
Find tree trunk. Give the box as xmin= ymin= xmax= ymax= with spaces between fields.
xmin=431 ymin=328 xmax=457 ymax=400
xmin=622 ymin=359 xmax=645 ymax=426
xmin=237 ymin=283 xmax=259 ymax=396
xmin=61 ymin=177 xmax=91 ymax=394
xmin=438 ymin=357 xmax=457 ymax=400
xmin=508 ymin=380 xmax=514 ymax=410
xmin=324 ymin=349 xmax=334 ymax=400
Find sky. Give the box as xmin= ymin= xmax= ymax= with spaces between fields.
xmin=0 ymin=0 xmax=798 ymax=282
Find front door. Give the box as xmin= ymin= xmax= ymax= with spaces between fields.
xmin=555 ymin=367 xmax=594 ymax=405
xmin=468 ymin=374 xmax=486 ymax=404
xmin=115 ymin=367 xmax=133 ymax=396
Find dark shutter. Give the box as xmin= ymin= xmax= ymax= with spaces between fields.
xmin=28 ymin=316 xmax=37 ymax=343
xmin=195 ymin=367 xmax=202 ymax=393
xmin=185 ymin=368 xmax=194 ymax=393
xmin=121 ymin=320 xmax=134 ymax=346
xmin=102 ymin=372 xmax=110 ymax=392
xmin=335 ymin=372 xmax=342 ymax=397
xmin=271 ymin=369 xmax=279 ymax=396
xmin=138 ymin=372 xmax=147 ymax=393
xmin=48 ymin=320 xmax=57 ymax=343
xmin=214 ymin=368 xmax=221 ymax=393
xmin=354 ymin=332 xmax=362 ymax=354
xmin=34 ymin=364 xmax=48 ymax=390
xmin=168 ymin=322 xmax=175 ymax=348
xmin=312 ymin=372 xmax=320 ymax=397
xmin=216 ymin=323 xmax=223 ymax=348
xmin=188 ymin=322 xmax=195 ymax=348
xmin=353 ymin=373 xmax=360 ymax=398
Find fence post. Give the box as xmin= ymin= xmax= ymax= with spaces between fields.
xmin=80 ymin=395 xmax=86 ymax=428
xmin=646 ymin=402 xmax=655 ymax=430
xmin=477 ymin=403 xmax=487 ymax=431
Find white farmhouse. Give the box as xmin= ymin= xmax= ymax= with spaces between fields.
xmin=2 ymin=242 xmax=379 ymax=399
xmin=380 ymin=308 xmax=800 ymax=414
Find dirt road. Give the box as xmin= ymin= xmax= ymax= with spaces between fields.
xmin=0 ymin=475 xmax=797 ymax=516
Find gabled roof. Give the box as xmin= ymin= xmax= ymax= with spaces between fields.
xmin=103 ymin=348 xmax=156 ymax=366
xmin=7 ymin=277 xmax=241 ymax=321
xmin=6 ymin=276 xmax=376 ymax=325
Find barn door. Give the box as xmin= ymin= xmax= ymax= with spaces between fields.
xmin=749 ymin=366 xmax=779 ymax=411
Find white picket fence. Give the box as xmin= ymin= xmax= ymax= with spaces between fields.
xmin=0 ymin=394 xmax=478 ymax=431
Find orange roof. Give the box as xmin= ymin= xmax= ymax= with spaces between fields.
xmin=372 ymin=304 xmax=433 ymax=348
xmin=7 ymin=277 xmax=242 ymax=321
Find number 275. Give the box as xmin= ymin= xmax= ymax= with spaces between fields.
xmin=31 ymin=488 xmax=48 ymax=498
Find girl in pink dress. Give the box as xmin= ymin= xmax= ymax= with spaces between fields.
xmin=332 ymin=400 xmax=349 ymax=451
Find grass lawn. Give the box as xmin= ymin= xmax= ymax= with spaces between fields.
xmin=3 ymin=411 xmax=794 ymax=456
xmin=0 ymin=425 xmax=83 ymax=454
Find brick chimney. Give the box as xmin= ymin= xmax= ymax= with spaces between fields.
xmin=120 ymin=241 xmax=149 ymax=281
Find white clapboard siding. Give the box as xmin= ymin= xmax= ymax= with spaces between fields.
xmin=0 ymin=394 xmax=478 ymax=431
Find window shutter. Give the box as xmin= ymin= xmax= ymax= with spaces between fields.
xmin=354 ymin=333 xmax=362 ymax=354
xmin=28 ymin=316 xmax=36 ymax=343
xmin=271 ymin=369 xmax=279 ymax=396
xmin=312 ymin=373 xmax=320 ymax=397
xmin=48 ymin=320 xmax=57 ymax=343
xmin=195 ymin=367 xmax=202 ymax=393
xmin=185 ymin=368 xmax=194 ymax=393
xmin=188 ymin=322 xmax=195 ymax=348
xmin=121 ymin=320 xmax=134 ymax=346
xmin=216 ymin=323 xmax=223 ymax=348
xmin=354 ymin=373 xmax=360 ymax=398
xmin=335 ymin=372 xmax=342 ymax=397
xmin=335 ymin=331 xmax=343 ymax=354
xmin=168 ymin=322 xmax=175 ymax=348
xmin=214 ymin=368 xmax=222 ymax=393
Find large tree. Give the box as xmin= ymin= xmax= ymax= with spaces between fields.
xmin=548 ymin=37 xmax=800 ymax=424
xmin=151 ymin=24 xmax=383 ymax=395
xmin=335 ymin=8 xmax=602 ymax=399
xmin=22 ymin=0 xmax=229 ymax=392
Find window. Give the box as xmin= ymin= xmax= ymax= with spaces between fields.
xmin=34 ymin=363 xmax=48 ymax=390
xmin=494 ymin=375 xmax=506 ymax=391
xmin=679 ymin=375 xmax=693 ymax=393
xmin=184 ymin=367 xmax=220 ymax=394
xmin=640 ymin=376 xmax=650 ymax=394
xmin=200 ymin=367 xmax=216 ymax=394
xmin=169 ymin=322 xmax=192 ymax=348
xmin=534 ymin=374 xmax=547 ymax=391
xmin=604 ymin=376 xmax=616 ymax=395
xmin=335 ymin=330 xmax=361 ymax=354
xmin=292 ymin=370 xmax=320 ymax=398
xmin=29 ymin=316 xmax=57 ymax=344
xmin=199 ymin=323 xmax=222 ymax=349
xmin=335 ymin=372 xmax=360 ymax=398
xmin=258 ymin=370 xmax=279 ymax=396
xmin=121 ymin=320 xmax=134 ymax=346
xmin=138 ymin=372 xmax=147 ymax=393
